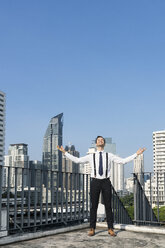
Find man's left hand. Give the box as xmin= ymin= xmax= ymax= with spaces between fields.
xmin=136 ymin=148 xmax=146 ymax=155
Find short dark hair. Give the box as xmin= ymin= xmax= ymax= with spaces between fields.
xmin=95 ymin=136 xmax=106 ymax=145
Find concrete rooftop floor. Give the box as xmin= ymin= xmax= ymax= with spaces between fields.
xmin=1 ymin=226 xmax=165 ymax=248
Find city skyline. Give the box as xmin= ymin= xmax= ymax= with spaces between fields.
xmin=1 ymin=1 xmax=165 ymax=177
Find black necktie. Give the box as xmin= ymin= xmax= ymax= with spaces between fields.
xmin=99 ymin=152 xmax=103 ymax=176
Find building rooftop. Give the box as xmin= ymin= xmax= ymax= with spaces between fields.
xmin=10 ymin=143 xmax=28 ymax=146
xmin=1 ymin=224 xmax=165 ymax=248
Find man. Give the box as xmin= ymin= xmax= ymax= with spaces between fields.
xmin=57 ymin=136 xmax=145 ymax=237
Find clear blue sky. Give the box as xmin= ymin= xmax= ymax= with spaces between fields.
xmin=0 ymin=0 xmax=165 ymax=177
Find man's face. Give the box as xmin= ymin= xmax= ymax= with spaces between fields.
xmin=96 ymin=137 xmax=105 ymax=148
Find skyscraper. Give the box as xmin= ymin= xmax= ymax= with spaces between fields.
xmin=145 ymin=130 xmax=165 ymax=207
xmin=104 ymin=137 xmax=116 ymax=154
xmin=42 ymin=113 xmax=63 ymax=187
xmin=152 ymin=130 xmax=165 ymax=205
xmin=62 ymin=145 xmax=80 ymax=174
xmin=4 ymin=144 xmax=29 ymax=188
xmin=105 ymin=137 xmax=124 ymax=192
xmin=153 ymin=130 xmax=165 ymax=176
xmin=134 ymin=154 xmax=144 ymax=185
xmin=0 ymin=90 xmax=5 ymax=167
xmin=62 ymin=145 xmax=80 ymax=189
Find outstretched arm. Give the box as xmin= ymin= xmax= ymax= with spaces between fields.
xmin=57 ymin=145 xmax=90 ymax=164
xmin=109 ymin=147 xmax=146 ymax=164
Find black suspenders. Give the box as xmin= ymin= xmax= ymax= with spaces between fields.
xmin=106 ymin=152 xmax=108 ymax=178
xmin=93 ymin=153 xmax=96 ymax=177
xmin=93 ymin=152 xmax=108 ymax=178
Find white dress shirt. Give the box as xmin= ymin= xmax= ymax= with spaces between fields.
xmin=65 ymin=150 xmax=137 ymax=179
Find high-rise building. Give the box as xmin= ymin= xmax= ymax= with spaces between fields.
xmin=42 ymin=113 xmax=63 ymax=187
xmin=29 ymin=160 xmax=42 ymax=187
xmin=104 ymin=137 xmax=116 ymax=154
xmin=4 ymin=144 xmax=29 ymax=188
xmin=125 ymin=177 xmax=134 ymax=193
xmin=153 ymin=130 xmax=165 ymax=176
xmin=145 ymin=130 xmax=165 ymax=207
xmin=111 ymin=162 xmax=124 ymax=192
xmin=62 ymin=145 xmax=80 ymax=173
xmin=104 ymin=137 xmax=124 ymax=192
xmin=62 ymin=145 xmax=80 ymax=189
xmin=0 ymin=90 xmax=5 ymax=167
xmin=134 ymin=154 xmax=144 ymax=185
xmin=152 ymin=130 xmax=165 ymax=205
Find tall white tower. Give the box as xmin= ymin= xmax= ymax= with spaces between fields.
xmin=0 ymin=90 xmax=5 ymax=167
xmin=153 ymin=130 xmax=165 ymax=175
xmin=134 ymin=154 xmax=144 ymax=185
xmin=152 ymin=130 xmax=165 ymax=205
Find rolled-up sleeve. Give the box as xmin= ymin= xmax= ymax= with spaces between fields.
xmin=65 ymin=152 xmax=90 ymax=164
xmin=109 ymin=153 xmax=137 ymax=165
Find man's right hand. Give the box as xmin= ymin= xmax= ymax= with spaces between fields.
xmin=57 ymin=145 xmax=66 ymax=154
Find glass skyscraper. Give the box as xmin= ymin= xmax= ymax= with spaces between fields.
xmin=42 ymin=113 xmax=63 ymax=187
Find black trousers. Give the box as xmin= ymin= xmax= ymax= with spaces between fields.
xmin=90 ymin=178 xmax=113 ymax=229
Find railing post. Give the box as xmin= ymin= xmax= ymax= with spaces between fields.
xmin=51 ymin=170 xmax=54 ymax=224
xmin=157 ymin=172 xmax=159 ymax=222
xmin=112 ymin=187 xmax=115 ymax=224
xmin=14 ymin=167 xmax=18 ymax=229
xmin=74 ymin=173 xmax=77 ymax=220
xmin=21 ymin=168 xmax=25 ymax=229
xmin=65 ymin=172 xmax=68 ymax=222
xmin=86 ymin=174 xmax=88 ymax=220
xmin=82 ymin=174 xmax=85 ymax=220
xmin=142 ymin=173 xmax=146 ymax=222
xmin=70 ymin=173 xmax=73 ymax=221
xmin=56 ymin=172 xmax=59 ymax=223
xmin=7 ymin=167 xmax=10 ymax=232
xmin=40 ymin=167 xmax=43 ymax=225
xmin=133 ymin=173 xmax=137 ymax=225
xmin=138 ymin=175 xmax=141 ymax=222
xmin=28 ymin=167 xmax=31 ymax=227
xmin=150 ymin=172 xmax=153 ymax=222
xmin=78 ymin=173 xmax=81 ymax=221
xmin=34 ymin=168 xmax=37 ymax=228
xmin=61 ymin=172 xmax=64 ymax=223
xmin=45 ymin=169 xmax=48 ymax=224
xmin=0 ymin=166 xmax=7 ymax=237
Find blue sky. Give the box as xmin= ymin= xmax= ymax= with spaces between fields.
xmin=0 ymin=0 xmax=165 ymax=177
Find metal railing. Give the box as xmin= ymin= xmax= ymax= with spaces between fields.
xmin=0 ymin=165 xmax=90 ymax=236
xmin=0 ymin=165 xmax=133 ymax=237
xmin=111 ymin=184 xmax=133 ymax=225
xmin=133 ymin=172 xmax=165 ymax=226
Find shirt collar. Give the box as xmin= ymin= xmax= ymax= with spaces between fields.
xmin=96 ymin=150 xmax=104 ymax=153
